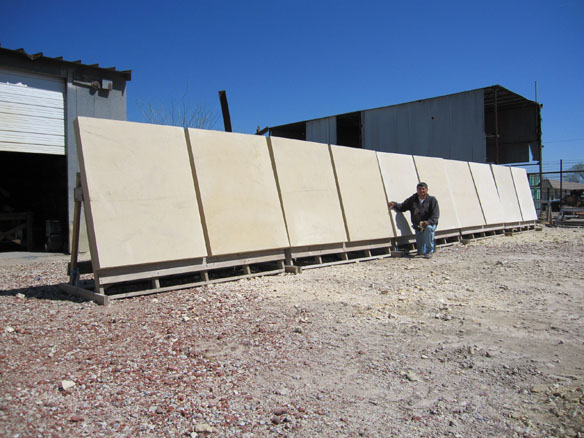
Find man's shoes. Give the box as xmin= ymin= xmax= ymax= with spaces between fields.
xmin=423 ymin=253 xmax=433 ymax=259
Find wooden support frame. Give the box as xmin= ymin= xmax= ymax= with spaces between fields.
xmin=460 ymin=224 xmax=506 ymax=240
xmin=59 ymin=174 xmax=287 ymax=305
xmin=60 ymin=247 xmax=287 ymax=305
xmin=503 ymin=221 xmax=522 ymax=231
xmin=60 ymin=249 xmax=287 ymax=305
xmin=286 ymin=238 xmax=393 ymax=270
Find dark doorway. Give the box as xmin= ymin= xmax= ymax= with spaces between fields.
xmin=336 ymin=112 xmax=362 ymax=148
xmin=0 ymin=151 xmax=68 ymax=252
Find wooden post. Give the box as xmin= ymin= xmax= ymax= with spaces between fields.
xmin=69 ymin=173 xmax=83 ymax=285
xmin=285 ymin=248 xmax=293 ymax=266
xmin=218 ymin=90 xmax=232 ymax=132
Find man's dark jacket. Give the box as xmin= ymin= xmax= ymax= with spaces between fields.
xmin=394 ymin=194 xmax=440 ymax=230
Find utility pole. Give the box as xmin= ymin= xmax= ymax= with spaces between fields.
xmin=560 ymin=159 xmax=563 ymax=202
xmin=536 ymin=80 xmax=543 ymax=216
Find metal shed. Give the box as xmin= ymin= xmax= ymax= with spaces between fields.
xmin=0 ymin=45 xmax=131 ymax=252
xmin=268 ymin=85 xmax=542 ymax=165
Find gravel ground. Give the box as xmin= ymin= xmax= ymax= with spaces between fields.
xmin=0 ymin=227 xmax=583 ymax=438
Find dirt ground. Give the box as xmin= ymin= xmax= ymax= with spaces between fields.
xmin=0 ymin=226 xmax=583 ymax=438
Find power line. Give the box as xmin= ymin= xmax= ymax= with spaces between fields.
xmin=544 ymin=138 xmax=584 ymax=144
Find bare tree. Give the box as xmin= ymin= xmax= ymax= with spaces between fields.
xmin=566 ymin=163 xmax=584 ymax=183
xmin=137 ymin=86 xmax=218 ymax=130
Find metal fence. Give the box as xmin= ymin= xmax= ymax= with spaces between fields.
xmin=524 ymin=160 xmax=584 ymax=214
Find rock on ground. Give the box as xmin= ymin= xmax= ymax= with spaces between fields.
xmin=0 ymin=227 xmax=583 ymax=437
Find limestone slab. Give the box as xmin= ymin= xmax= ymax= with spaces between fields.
xmin=491 ymin=164 xmax=523 ymax=223
xmin=187 ymin=129 xmax=289 ymax=255
xmin=444 ymin=159 xmax=486 ymax=229
xmin=468 ymin=162 xmax=506 ymax=225
xmin=510 ymin=167 xmax=538 ymax=221
xmin=75 ymin=117 xmax=207 ymax=269
xmin=269 ymin=137 xmax=347 ymax=247
xmin=376 ymin=152 xmax=419 ymax=237
xmin=413 ymin=155 xmax=461 ymax=232
xmin=330 ymin=145 xmax=394 ymax=241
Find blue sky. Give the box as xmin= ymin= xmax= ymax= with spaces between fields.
xmin=2 ymin=0 xmax=583 ymax=169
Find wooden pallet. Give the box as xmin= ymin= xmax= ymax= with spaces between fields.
xmin=286 ymin=239 xmax=393 ymax=270
xmin=460 ymin=224 xmax=505 ymax=240
xmin=503 ymin=221 xmax=522 ymax=231
xmin=435 ymin=234 xmax=461 ymax=247
xmin=59 ymin=174 xmax=287 ymax=305
xmin=61 ymin=255 xmax=286 ymax=305
xmin=504 ymin=221 xmax=537 ymax=234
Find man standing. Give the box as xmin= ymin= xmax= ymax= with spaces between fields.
xmin=388 ymin=182 xmax=439 ymax=258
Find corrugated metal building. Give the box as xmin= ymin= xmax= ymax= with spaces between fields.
xmin=269 ymin=85 xmax=542 ymax=165
xmin=0 ymin=45 xmax=131 ymax=252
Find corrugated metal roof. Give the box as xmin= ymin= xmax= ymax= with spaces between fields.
xmin=0 ymin=45 xmax=132 ymax=81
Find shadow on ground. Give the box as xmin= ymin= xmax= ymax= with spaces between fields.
xmin=0 ymin=284 xmax=86 ymax=303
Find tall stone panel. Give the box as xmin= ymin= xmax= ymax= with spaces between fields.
xmin=413 ymin=155 xmax=461 ymax=232
xmin=186 ymin=129 xmax=289 ymax=255
xmin=75 ymin=117 xmax=207 ymax=269
xmin=444 ymin=159 xmax=486 ymax=229
xmin=491 ymin=164 xmax=523 ymax=223
xmin=377 ymin=152 xmax=419 ymax=237
xmin=468 ymin=162 xmax=506 ymax=225
xmin=330 ymin=145 xmax=394 ymax=241
xmin=269 ymin=137 xmax=347 ymax=247
xmin=510 ymin=167 xmax=537 ymax=221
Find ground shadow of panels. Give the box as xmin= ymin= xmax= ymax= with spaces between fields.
xmin=186 ymin=129 xmax=289 ymax=256
xmin=468 ymin=162 xmax=506 ymax=228
xmin=376 ymin=152 xmax=418 ymax=239
xmin=511 ymin=167 xmax=538 ymax=222
xmin=444 ymin=159 xmax=486 ymax=232
xmin=268 ymin=137 xmax=347 ymax=247
xmin=75 ymin=117 xmax=207 ymax=270
xmin=330 ymin=145 xmax=394 ymax=242
xmin=413 ymin=155 xmax=461 ymax=235
xmin=491 ymin=164 xmax=523 ymax=224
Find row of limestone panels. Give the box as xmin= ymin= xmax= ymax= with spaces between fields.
xmin=75 ymin=117 xmax=536 ymax=271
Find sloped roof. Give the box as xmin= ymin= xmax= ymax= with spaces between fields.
xmin=544 ymin=179 xmax=584 ymax=190
xmin=269 ymin=85 xmax=538 ymax=129
xmin=0 ymin=44 xmax=132 ymax=81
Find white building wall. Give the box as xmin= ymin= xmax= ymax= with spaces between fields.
xmin=0 ymin=68 xmax=65 ymax=155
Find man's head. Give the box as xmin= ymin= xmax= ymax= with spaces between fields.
xmin=417 ymin=182 xmax=428 ymax=199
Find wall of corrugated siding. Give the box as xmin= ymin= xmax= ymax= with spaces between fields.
xmin=362 ymin=89 xmax=485 ymax=162
xmin=306 ymin=117 xmax=337 ymax=144
xmin=0 ymin=68 xmax=65 ymax=155
xmin=65 ymin=71 xmax=127 ymax=253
